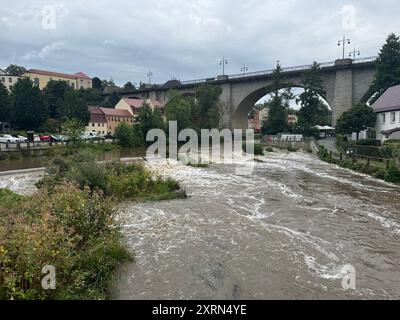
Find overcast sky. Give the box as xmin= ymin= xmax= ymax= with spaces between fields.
xmin=0 ymin=0 xmax=399 ymax=86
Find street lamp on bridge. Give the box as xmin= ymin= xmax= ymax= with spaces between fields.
xmin=349 ymin=49 xmax=361 ymax=60
xmin=220 ymin=57 xmax=228 ymax=75
xmin=147 ymin=71 xmax=153 ymax=85
xmin=241 ymin=65 xmax=249 ymax=74
xmin=338 ymin=35 xmax=351 ymax=60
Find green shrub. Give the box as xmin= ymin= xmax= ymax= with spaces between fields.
xmin=38 ymin=153 xmax=185 ymax=201
xmin=384 ymin=165 xmax=400 ymax=183
xmin=0 ymin=185 xmax=131 ymax=300
xmin=336 ymin=134 xmax=348 ymax=151
xmin=355 ymin=139 xmax=381 ymax=146
xmin=287 ymin=146 xmax=298 ymax=152
xmin=373 ymin=168 xmax=387 ymax=180
xmin=115 ymin=123 xmax=135 ymax=148
xmin=243 ymin=143 xmax=264 ymax=156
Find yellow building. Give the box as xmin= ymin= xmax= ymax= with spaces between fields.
xmin=25 ymin=69 xmax=92 ymax=90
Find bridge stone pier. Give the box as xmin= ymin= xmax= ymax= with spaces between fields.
xmin=115 ymin=58 xmax=376 ymax=130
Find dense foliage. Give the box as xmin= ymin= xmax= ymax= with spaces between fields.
xmin=367 ymin=33 xmax=400 ymax=103
xmin=336 ymin=104 xmax=376 ymax=140
xmin=0 ymin=184 xmax=131 ymax=300
xmin=262 ymin=63 xmax=292 ymax=135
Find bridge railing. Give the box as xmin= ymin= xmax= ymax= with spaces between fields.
xmin=180 ymin=56 xmax=377 ymax=86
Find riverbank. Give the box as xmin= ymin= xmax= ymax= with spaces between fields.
xmin=0 ymin=152 xmax=186 ymax=300
xmin=318 ymin=146 xmax=400 ymax=185
xmin=0 ymin=143 xmax=147 ymax=172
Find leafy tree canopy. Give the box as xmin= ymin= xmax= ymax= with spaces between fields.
xmin=367 ymin=33 xmax=400 ymax=103
xmin=0 ymin=82 xmax=12 ymax=122
xmin=5 ymin=64 xmax=26 ymax=76
xmin=336 ymin=104 xmax=376 ymax=140
xmin=11 ymin=78 xmax=48 ymax=130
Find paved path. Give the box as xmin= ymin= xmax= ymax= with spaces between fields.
xmin=318 ymin=137 xmax=338 ymax=153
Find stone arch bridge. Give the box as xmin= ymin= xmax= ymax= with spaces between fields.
xmin=108 ymin=57 xmax=376 ymax=130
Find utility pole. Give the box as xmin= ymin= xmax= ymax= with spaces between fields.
xmin=338 ymin=35 xmax=351 ymax=60
xmin=220 ymin=57 xmax=228 ymax=75
xmin=147 ymin=71 xmax=153 ymax=85
xmin=241 ymin=65 xmax=248 ymax=74
xmin=349 ymin=48 xmax=360 ymax=60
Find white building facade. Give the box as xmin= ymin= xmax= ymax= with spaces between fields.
xmin=372 ymin=85 xmax=400 ymax=142
xmin=0 ymin=69 xmax=24 ymax=92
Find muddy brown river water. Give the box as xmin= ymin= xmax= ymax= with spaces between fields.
xmin=1 ymin=152 xmax=400 ymax=299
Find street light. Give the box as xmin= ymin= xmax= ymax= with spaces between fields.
xmin=220 ymin=57 xmax=228 ymax=75
xmin=349 ymin=49 xmax=361 ymax=60
xmin=241 ymin=65 xmax=249 ymax=74
xmin=338 ymin=35 xmax=351 ymax=60
xmin=147 ymin=71 xmax=153 ymax=85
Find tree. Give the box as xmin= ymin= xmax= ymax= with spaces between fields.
xmin=166 ymin=91 xmax=196 ymax=132
xmin=43 ymin=80 xmax=71 ymax=119
xmin=134 ymin=103 xmax=165 ymax=145
xmin=336 ymin=104 xmax=376 ymax=140
xmin=195 ymin=84 xmax=222 ymax=130
xmin=62 ymin=118 xmax=84 ymax=146
xmin=367 ymin=33 xmax=400 ymax=103
xmin=124 ymin=82 xmax=136 ymax=91
xmin=115 ymin=122 xmax=135 ymax=148
xmin=297 ymin=62 xmax=327 ymax=127
xmin=0 ymin=82 xmax=12 ymax=122
xmin=105 ymin=91 xmax=121 ymax=108
xmin=59 ymin=90 xmax=89 ymax=124
xmin=78 ymin=88 xmax=103 ymax=106
xmin=5 ymin=64 xmax=26 ymax=76
xmin=262 ymin=63 xmax=293 ymax=135
xmin=92 ymin=77 xmax=103 ymax=91
xmin=11 ymin=78 xmax=48 ymax=130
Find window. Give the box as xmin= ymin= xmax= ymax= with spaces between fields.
xmin=1 ymin=77 xmax=4 ymax=82
xmin=391 ymin=112 xmax=396 ymax=123
xmin=92 ymin=123 xmax=95 ymax=127
xmin=381 ymin=114 xmax=386 ymax=124
xmin=9 ymin=77 xmax=12 ymax=83
xmin=34 ymin=78 xmax=39 ymax=86
xmin=72 ymin=83 xmax=75 ymax=89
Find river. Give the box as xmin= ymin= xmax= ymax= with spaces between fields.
xmin=1 ymin=151 xmax=400 ymax=299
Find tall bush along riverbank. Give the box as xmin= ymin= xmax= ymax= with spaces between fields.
xmin=318 ymin=145 xmax=400 ymax=184
xmin=0 ymin=151 xmax=186 ymax=300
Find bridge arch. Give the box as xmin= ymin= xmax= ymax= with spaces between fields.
xmin=232 ymin=81 xmax=303 ymax=130
xmin=232 ymin=81 xmax=334 ymax=130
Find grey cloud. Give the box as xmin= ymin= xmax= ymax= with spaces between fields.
xmin=0 ymin=0 xmax=399 ymax=85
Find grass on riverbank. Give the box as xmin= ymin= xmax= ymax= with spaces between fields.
xmin=0 ymin=150 xmax=186 ymax=300
xmin=318 ymin=146 xmax=400 ymax=184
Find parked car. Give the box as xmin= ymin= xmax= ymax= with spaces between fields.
xmin=80 ymin=132 xmax=104 ymax=141
xmin=33 ymin=135 xmax=41 ymax=143
xmin=39 ymin=135 xmax=52 ymax=142
xmin=0 ymin=134 xmax=21 ymax=144
xmin=11 ymin=135 xmax=28 ymax=143
xmin=51 ymin=134 xmax=69 ymax=142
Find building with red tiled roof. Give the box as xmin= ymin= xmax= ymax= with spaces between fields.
xmin=86 ymin=106 xmax=134 ymax=136
xmin=25 ymin=68 xmax=92 ymax=90
xmin=115 ymin=97 xmax=165 ymax=118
